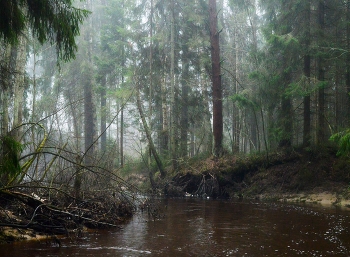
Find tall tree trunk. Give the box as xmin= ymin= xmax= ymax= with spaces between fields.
xmin=159 ymin=0 xmax=168 ymax=153
xmin=209 ymin=0 xmax=223 ymax=156
xmin=180 ymin=42 xmax=189 ymax=158
xmin=119 ymin=77 xmax=124 ymax=167
xmin=279 ymin=57 xmax=292 ymax=148
xmin=277 ymin=1 xmax=294 ymax=149
xmin=317 ymin=0 xmax=326 ymax=144
xmin=0 ymin=45 xmax=11 ymax=139
xmin=0 ymin=44 xmax=11 ymax=186
xmin=120 ymin=0 xmax=125 ymax=167
xmin=161 ymin=75 xmax=169 ymax=151
xmin=170 ymin=0 xmax=178 ymax=169
xmin=12 ymin=34 xmax=27 ymax=141
xmin=346 ymin=0 xmax=350 ymax=127
xmin=303 ymin=0 xmax=311 ymax=146
xmin=148 ymin=0 xmax=155 ymax=188
xmin=82 ymin=0 xmax=95 ymax=195
xmin=100 ymin=74 xmax=107 ymax=152
xmin=247 ymin=2 xmax=260 ymax=152
xmin=201 ymin=77 xmax=213 ymax=154
xmin=30 ymin=42 xmax=38 ymax=150
xmin=232 ymin=26 xmax=240 ymax=153
xmin=84 ymin=69 xmax=95 ymax=166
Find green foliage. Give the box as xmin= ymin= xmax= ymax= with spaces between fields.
xmin=0 ymin=136 xmax=23 ymax=184
xmin=110 ymin=87 xmax=133 ymax=101
xmin=230 ymin=92 xmax=258 ymax=109
xmin=0 ymin=0 xmax=26 ymax=44
xmin=330 ymin=129 xmax=350 ymax=157
xmin=316 ymin=81 xmax=328 ymax=90
xmin=267 ymin=33 xmax=299 ymax=50
xmin=0 ymin=0 xmax=90 ymax=61
xmin=284 ymin=82 xmax=305 ymax=97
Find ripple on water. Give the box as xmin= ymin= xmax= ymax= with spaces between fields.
xmin=87 ymin=246 xmax=152 ymax=254
xmin=1 ymin=199 xmax=350 ymax=257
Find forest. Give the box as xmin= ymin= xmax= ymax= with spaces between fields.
xmin=1 ymin=0 xmax=350 ymax=241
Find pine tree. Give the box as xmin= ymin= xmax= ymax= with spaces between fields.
xmin=0 ymin=0 xmax=89 ymax=61
xmin=209 ymin=0 xmax=223 ymax=156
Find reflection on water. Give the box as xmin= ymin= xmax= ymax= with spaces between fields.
xmin=1 ymin=198 xmax=350 ymax=256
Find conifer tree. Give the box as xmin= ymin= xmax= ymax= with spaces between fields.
xmin=209 ymin=0 xmax=223 ymax=156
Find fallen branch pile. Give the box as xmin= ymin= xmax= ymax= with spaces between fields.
xmin=0 ymin=186 xmax=134 ymax=239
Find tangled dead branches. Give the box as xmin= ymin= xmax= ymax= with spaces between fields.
xmin=0 ymin=186 xmax=135 ymax=240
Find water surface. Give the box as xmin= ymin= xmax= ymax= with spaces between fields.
xmin=1 ymin=198 xmax=350 ymax=256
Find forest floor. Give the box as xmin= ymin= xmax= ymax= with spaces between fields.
xmin=167 ymin=146 xmax=350 ymax=208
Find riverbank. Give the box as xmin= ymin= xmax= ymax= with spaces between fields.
xmin=2 ymin=147 xmax=349 ymax=243
xmin=272 ymin=192 xmax=350 ymax=207
xmin=0 ymin=189 xmax=134 ymax=244
xmin=0 ymin=226 xmax=55 ymax=243
xmin=167 ymin=147 xmax=350 ymax=208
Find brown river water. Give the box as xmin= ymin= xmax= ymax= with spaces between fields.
xmin=1 ymin=198 xmax=350 ymax=256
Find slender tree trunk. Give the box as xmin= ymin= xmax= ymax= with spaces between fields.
xmin=201 ymin=77 xmax=213 ymax=154
xmin=334 ymin=24 xmax=343 ymax=130
xmin=303 ymin=0 xmax=311 ymax=146
xmin=161 ymin=75 xmax=168 ymax=151
xmin=317 ymin=0 xmax=326 ymax=144
xmin=116 ymin=100 xmax=120 ymax=165
xmin=120 ymin=105 xmax=124 ymax=167
xmin=1 ymin=83 xmax=9 ymax=138
xmin=180 ymin=42 xmax=189 ymax=158
xmin=232 ymin=26 xmax=240 ymax=153
xmin=12 ymin=34 xmax=27 ymax=141
xmin=136 ymin=83 xmax=166 ymax=178
xmin=279 ymin=94 xmax=292 ymax=148
xmin=84 ymin=70 xmax=95 ymax=166
xmin=100 ymin=74 xmax=107 ymax=152
xmin=67 ymin=91 xmax=81 ymax=152
xmin=0 ymin=44 xmax=11 ymax=186
xmin=30 ymin=42 xmax=38 ymax=150
xmin=83 ymin=0 xmax=95 ymax=170
xmin=232 ymin=102 xmax=239 ymax=153
xmin=250 ymin=111 xmax=257 ymax=151
xmin=250 ymin=108 xmax=260 ymax=152
xmin=1 ymin=45 xmax=11 ymax=135
xmin=190 ymin=124 xmax=195 ymax=157
xmin=246 ymin=2 xmax=261 ymax=152
xmin=209 ymin=0 xmax=223 ymax=156
xmin=120 ymin=0 xmax=125 ymax=167
xmin=170 ymin=0 xmax=178 ymax=169
xmin=279 ymin=56 xmax=292 ymax=148
xmin=277 ymin=1 xmax=294 ymax=149
xmin=260 ymin=107 xmax=269 ymax=162
xmin=148 ymin=0 xmax=155 ymax=188
xmin=346 ymin=0 xmax=350 ymax=127
xmin=159 ymin=0 xmax=168 ymax=153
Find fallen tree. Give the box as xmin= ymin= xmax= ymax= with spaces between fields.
xmin=0 ymin=124 xmax=144 ymax=243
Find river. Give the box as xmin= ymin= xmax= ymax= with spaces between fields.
xmin=1 ymin=198 xmax=350 ymax=256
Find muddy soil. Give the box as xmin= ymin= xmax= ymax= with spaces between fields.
xmin=168 ymin=148 xmax=350 ymax=207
